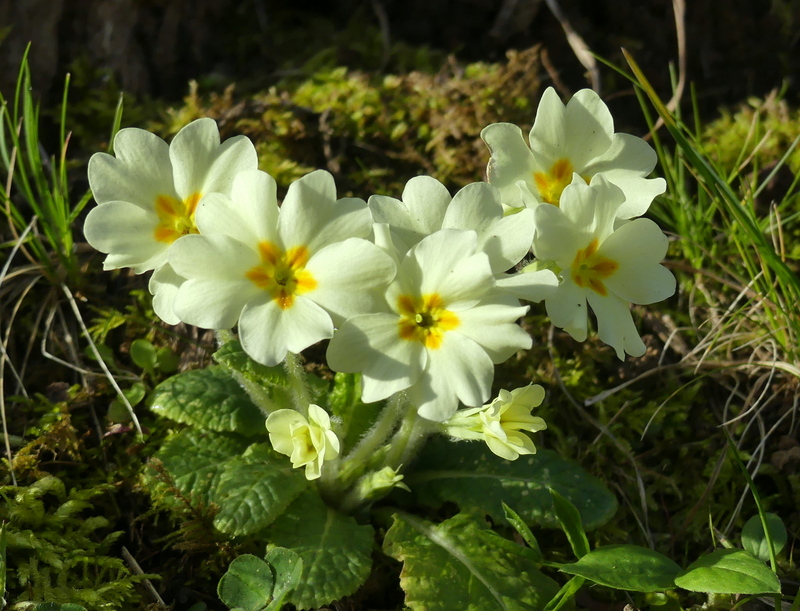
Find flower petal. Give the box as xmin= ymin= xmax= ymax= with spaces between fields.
xmin=564 ymin=88 xmax=614 ymax=169
xmin=454 ymin=297 xmax=532 ymax=363
xmin=401 ymin=229 xmax=492 ymax=307
xmin=170 ymin=118 xmax=257 ymax=199
xmin=586 ymin=291 xmax=646 ymax=359
xmin=600 ymin=218 xmax=676 ymax=304
xmin=195 ymin=169 xmax=280 ymax=246
xmin=545 ymin=279 xmax=588 ymax=340
xmin=83 ymin=201 xmax=166 ymax=273
xmin=306 ymin=238 xmax=396 ymax=322
xmin=369 ymin=176 xmax=451 ymax=253
xmin=495 ymin=268 xmax=559 ymax=303
xmin=444 ymin=183 xmax=535 ymax=271
xmin=170 ymin=234 xmax=260 ymax=328
xmin=279 ymin=170 xmax=371 ymax=252
xmin=239 ymin=296 xmax=334 ymax=367
xmin=481 ymin=122 xmax=537 ymax=209
xmin=149 ymin=263 xmax=185 ymax=325
xmin=266 ymin=409 xmax=307 ymax=455
xmin=411 ymin=333 xmax=495 ymax=421
xmin=88 ymin=128 xmax=175 ymax=208
xmin=528 ymin=88 xmax=568 ymax=165
xmin=326 ymin=313 xmax=426 ymax=403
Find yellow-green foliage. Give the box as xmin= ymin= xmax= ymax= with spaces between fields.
xmin=1 ymin=475 xmax=149 ymax=610
xmin=158 ymin=47 xmax=543 ymax=196
xmin=702 ymin=92 xmax=800 ymax=175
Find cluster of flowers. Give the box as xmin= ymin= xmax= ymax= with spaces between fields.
xmin=85 ymin=88 xmax=675 ymax=481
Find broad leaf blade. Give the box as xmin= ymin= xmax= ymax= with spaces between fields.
xmin=150 ymin=366 xmax=265 ymax=436
xmin=409 ymin=439 xmax=616 ymax=529
xmin=741 ymin=513 xmax=787 ymax=561
xmin=264 ymin=491 xmax=374 ymax=609
xmin=264 ymin=547 xmax=304 ymax=610
xmin=674 ymin=549 xmax=781 ymax=594
xmin=384 ymin=512 xmax=560 ymax=611
xmin=559 ymin=544 xmax=681 ymax=592
xmin=212 ymin=445 xmax=308 ymax=536
xmin=217 ymin=554 xmax=274 ymax=611
xmin=146 ymin=428 xmax=250 ymax=509
xmin=214 ymin=340 xmax=289 ymax=386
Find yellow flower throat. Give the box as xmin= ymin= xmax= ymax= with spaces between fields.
xmin=246 ymin=242 xmax=317 ymax=309
xmin=571 ymin=238 xmax=618 ymax=296
xmin=153 ymin=192 xmax=202 ymax=243
xmin=533 ymin=158 xmax=590 ymax=206
xmin=397 ymin=293 xmax=460 ymax=349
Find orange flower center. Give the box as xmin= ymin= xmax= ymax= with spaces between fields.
xmin=571 ymin=238 xmax=618 ymax=296
xmin=397 ymin=293 xmax=460 ymax=349
xmin=245 ymin=242 xmax=317 ymax=309
xmin=153 ymin=192 xmax=202 ymax=243
xmin=533 ymin=158 xmax=589 ymax=206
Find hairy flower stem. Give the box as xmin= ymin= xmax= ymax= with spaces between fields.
xmin=214 ymin=330 xmax=276 ymax=417
xmin=384 ymin=407 xmax=433 ymax=471
xmin=283 ymin=351 xmax=312 ymax=416
xmin=326 ymin=393 xmax=406 ymax=492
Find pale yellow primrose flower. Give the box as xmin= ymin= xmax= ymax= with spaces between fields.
xmin=327 ymin=228 xmax=532 ymax=422
xmin=84 ymin=118 xmax=257 ymax=274
xmin=532 ymin=176 xmax=676 ymax=359
xmin=481 ymin=87 xmax=665 ymax=217
xmin=84 ymin=118 xmax=258 ymax=324
xmin=169 ymin=169 xmax=396 ymax=366
xmin=445 ymin=385 xmax=547 ymax=461
xmin=266 ymin=404 xmax=340 ymax=480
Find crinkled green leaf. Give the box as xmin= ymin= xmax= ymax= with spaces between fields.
xmin=217 ymin=554 xmax=274 ymax=611
xmin=150 ymin=366 xmax=265 ymax=436
xmin=409 ymin=439 xmax=616 ymax=529
xmin=214 ymin=340 xmax=289 ymax=387
xmin=264 ymin=491 xmax=374 ymax=609
xmin=741 ymin=513 xmax=787 ymax=561
xmin=674 ymin=549 xmax=781 ymax=594
xmin=559 ymin=544 xmax=681 ymax=592
xmin=212 ymin=444 xmax=308 ymax=536
xmin=146 ymin=428 xmax=250 ymax=508
xmin=384 ymin=512 xmax=560 ymax=611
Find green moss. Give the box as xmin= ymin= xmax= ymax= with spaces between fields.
xmin=702 ymin=93 xmax=800 ymax=175
xmin=1 ymin=475 xmax=149 ymax=610
xmin=155 ymin=47 xmax=543 ymax=197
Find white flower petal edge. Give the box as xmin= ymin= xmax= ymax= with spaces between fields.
xmin=149 ymin=263 xmax=185 ymax=325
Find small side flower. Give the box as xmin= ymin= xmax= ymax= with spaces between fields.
xmin=266 ymin=404 xmax=341 ymax=480
xmin=444 ymin=385 xmax=547 ymax=460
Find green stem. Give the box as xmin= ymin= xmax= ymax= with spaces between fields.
xmin=283 ymin=351 xmax=312 ymax=416
xmin=214 ymin=330 xmax=275 ymax=417
xmin=384 ymin=404 xmax=433 ymax=471
xmin=324 ymin=393 xmax=406 ymax=493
